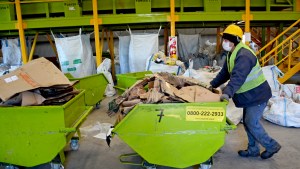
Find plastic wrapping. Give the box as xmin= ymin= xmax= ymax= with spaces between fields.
xmin=178 ymin=34 xmax=200 ymax=64
xmin=97 ymin=58 xmax=116 ymax=97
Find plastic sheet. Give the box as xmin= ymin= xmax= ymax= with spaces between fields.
xmin=80 ymin=122 xmax=113 ymax=139
xmin=178 ymin=34 xmax=200 ymax=64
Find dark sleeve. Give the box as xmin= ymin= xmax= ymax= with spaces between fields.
xmin=210 ymin=60 xmax=230 ymax=88
xmin=222 ymin=48 xmax=257 ymax=98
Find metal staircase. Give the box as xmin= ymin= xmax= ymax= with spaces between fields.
xmin=257 ymin=19 xmax=300 ymax=83
xmin=251 ymin=28 xmax=262 ymax=48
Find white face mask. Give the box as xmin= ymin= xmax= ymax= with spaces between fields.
xmin=222 ymin=41 xmax=233 ymax=52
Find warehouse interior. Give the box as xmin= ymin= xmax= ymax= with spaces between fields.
xmin=0 ymin=0 xmax=300 ymax=169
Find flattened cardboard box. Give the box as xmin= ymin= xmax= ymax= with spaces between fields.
xmin=0 ymin=57 xmax=71 ymax=101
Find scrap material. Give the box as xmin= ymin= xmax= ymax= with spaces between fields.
xmin=108 ymin=72 xmax=220 ymax=123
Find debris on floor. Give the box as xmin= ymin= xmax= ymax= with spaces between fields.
xmin=80 ymin=122 xmax=113 ymax=139
xmin=108 ymin=72 xmax=221 ymax=123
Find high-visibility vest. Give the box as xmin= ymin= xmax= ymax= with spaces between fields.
xmin=227 ymin=42 xmax=266 ymax=94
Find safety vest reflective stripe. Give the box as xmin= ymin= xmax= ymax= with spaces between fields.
xmin=227 ymin=42 xmax=266 ymax=94
xmin=244 ymin=62 xmax=263 ymax=83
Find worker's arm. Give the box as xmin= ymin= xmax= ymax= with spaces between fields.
xmin=210 ymin=58 xmax=230 ymax=88
xmin=222 ymin=48 xmax=257 ymax=98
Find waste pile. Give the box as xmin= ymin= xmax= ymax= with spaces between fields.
xmin=147 ymin=51 xmax=186 ymax=75
xmin=108 ymin=72 xmax=221 ymax=123
xmin=0 ymin=57 xmax=78 ymax=106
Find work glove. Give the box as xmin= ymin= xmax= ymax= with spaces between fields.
xmin=220 ymin=94 xmax=229 ymax=102
xmin=220 ymin=84 xmax=226 ymax=93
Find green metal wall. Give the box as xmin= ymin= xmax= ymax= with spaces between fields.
xmin=0 ymin=0 xmax=299 ymax=32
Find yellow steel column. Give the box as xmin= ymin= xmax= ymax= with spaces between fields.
xmin=28 ymin=32 xmax=39 ymax=61
xmin=170 ymin=0 xmax=175 ymax=36
xmin=15 ymin=0 xmax=28 ymax=64
xmin=92 ymin=0 xmax=102 ymax=66
xmin=243 ymin=0 xmax=252 ymax=45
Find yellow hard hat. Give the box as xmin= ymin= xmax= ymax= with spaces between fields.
xmin=221 ymin=24 xmax=243 ymax=39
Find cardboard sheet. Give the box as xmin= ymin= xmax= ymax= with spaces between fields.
xmin=0 ymin=57 xmax=71 ymax=101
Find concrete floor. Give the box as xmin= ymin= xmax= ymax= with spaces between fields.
xmin=63 ymin=96 xmax=300 ymax=169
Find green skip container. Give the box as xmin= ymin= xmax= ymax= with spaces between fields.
xmin=115 ymin=71 xmax=152 ymax=95
xmin=0 ymin=90 xmax=93 ymax=167
xmin=113 ymin=102 xmax=236 ymax=168
xmin=114 ymin=85 xmax=126 ymax=96
xmin=65 ymin=73 xmax=108 ymax=107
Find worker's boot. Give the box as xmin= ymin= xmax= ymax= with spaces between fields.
xmin=261 ymin=144 xmax=281 ymax=159
xmin=238 ymin=150 xmax=260 ymax=157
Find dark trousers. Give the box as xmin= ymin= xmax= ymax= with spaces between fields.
xmin=243 ymin=102 xmax=280 ymax=153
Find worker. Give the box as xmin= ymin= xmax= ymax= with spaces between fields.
xmin=209 ymin=24 xmax=281 ymax=159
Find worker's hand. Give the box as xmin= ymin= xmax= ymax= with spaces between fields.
xmin=207 ymin=85 xmax=221 ymax=94
xmin=220 ymin=94 xmax=229 ymax=102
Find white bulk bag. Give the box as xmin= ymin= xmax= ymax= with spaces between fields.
xmin=118 ymin=36 xmax=131 ymax=74
xmin=52 ymin=29 xmax=96 ymax=78
xmin=1 ymin=38 xmax=31 ymax=66
xmin=263 ymin=96 xmax=300 ymax=127
xmin=262 ymin=65 xmax=283 ymax=94
xmin=280 ymin=84 xmax=300 ymax=103
xmin=128 ymin=28 xmax=160 ymax=72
